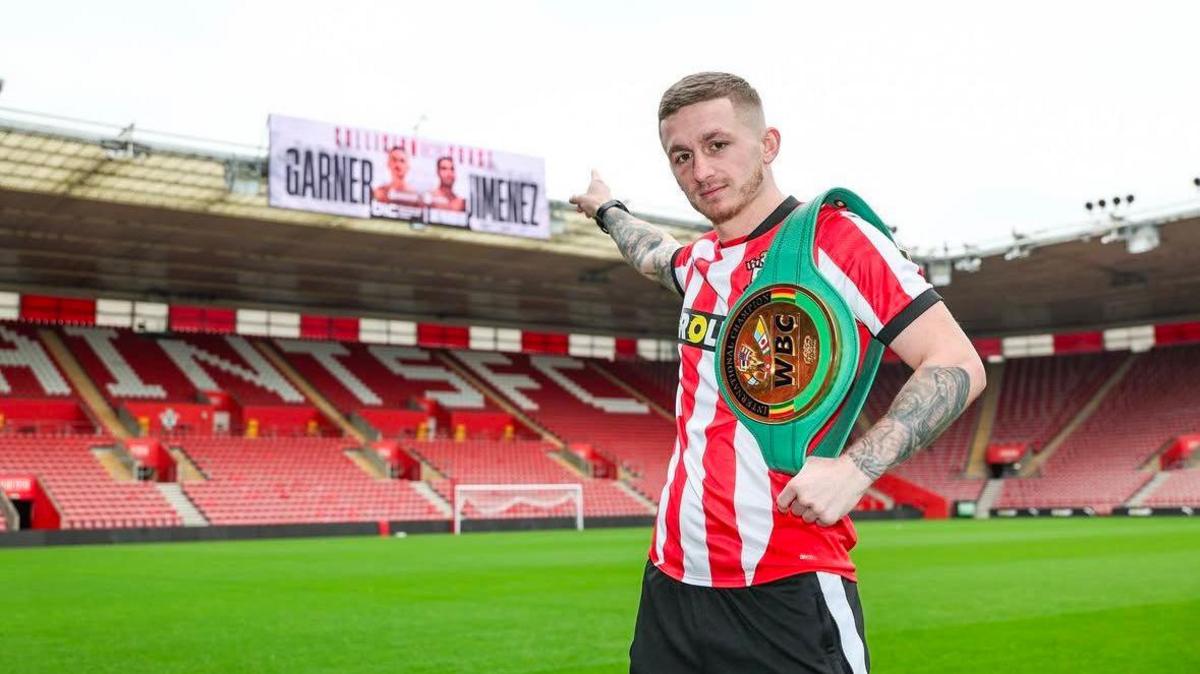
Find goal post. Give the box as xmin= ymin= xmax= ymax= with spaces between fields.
xmin=452 ymin=483 xmax=584 ymax=534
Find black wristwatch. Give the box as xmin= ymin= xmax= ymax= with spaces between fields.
xmin=594 ymin=199 xmax=629 ymax=234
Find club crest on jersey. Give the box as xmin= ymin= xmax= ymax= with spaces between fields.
xmin=718 ymin=283 xmax=841 ymax=424
xmin=745 ymin=250 xmax=767 ymax=282
xmin=677 ymin=308 xmax=726 ymax=351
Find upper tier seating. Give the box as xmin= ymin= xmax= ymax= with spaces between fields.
xmin=273 ymin=340 xmax=498 ymax=415
xmin=597 ymin=360 xmax=678 ymax=414
xmin=60 ymin=326 xmax=200 ymax=402
xmin=61 ymin=327 xmax=308 ymax=406
xmin=991 ymin=352 xmax=1123 ymax=450
xmin=0 ymin=322 xmax=75 ymax=399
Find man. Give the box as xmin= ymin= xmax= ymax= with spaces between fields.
xmin=570 ymin=72 xmax=986 ymax=673
xmin=425 ymin=156 xmax=466 ymax=211
xmin=372 ymin=146 xmax=422 ymax=205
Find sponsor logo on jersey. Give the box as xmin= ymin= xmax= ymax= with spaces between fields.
xmin=677 ymin=309 xmax=726 ymax=352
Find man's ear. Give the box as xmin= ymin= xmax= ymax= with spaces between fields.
xmin=762 ymin=127 xmax=781 ymax=164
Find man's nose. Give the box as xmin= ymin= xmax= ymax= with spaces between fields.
xmin=691 ymin=154 xmax=715 ymax=184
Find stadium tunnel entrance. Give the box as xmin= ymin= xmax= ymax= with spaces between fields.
xmin=0 ymin=474 xmax=61 ymax=530
xmin=12 ymin=498 xmax=33 ymax=529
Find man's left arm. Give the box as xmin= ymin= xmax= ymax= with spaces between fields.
xmin=776 ymin=301 xmax=987 ymax=525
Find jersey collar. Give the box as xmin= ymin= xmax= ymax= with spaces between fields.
xmin=719 ymin=195 xmax=800 ymax=248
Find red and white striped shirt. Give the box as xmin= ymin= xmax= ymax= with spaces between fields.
xmin=653 ymin=196 xmax=940 ymax=587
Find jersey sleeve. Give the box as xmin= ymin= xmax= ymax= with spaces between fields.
xmin=814 ymin=209 xmax=942 ymax=345
xmin=669 ymin=241 xmax=697 ymax=297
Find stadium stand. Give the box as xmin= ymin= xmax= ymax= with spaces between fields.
xmin=60 ymin=326 xmax=199 ymax=402
xmin=1144 ymin=469 xmax=1200 ymax=507
xmin=272 ymin=340 xmax=509 ymax=437
xmin=0 ymin=322 xmax=93 ymax=434
xmin=409 ymin=439 xmax=652 ymax=517
xmin=0 ymin=436 xmax=180 ymax=528
xmin=9 ymin=308 xmax=1200 ymax=534
xmin=177 ymin=437 xmax=446 ymax=525
xmin=996 ymin=345 xmax=1200 ymax=512
xmin=152 ymin=333 xmax=307 ymax=406
xmin=990 ymin=352 xmax=1123 ymax=451
xmin=596 ymin=359 xmax=678 ymax=414
xmin=57 ymin=327 xmax=332 ymax=436
xmin=448 ymin=351 xmax=676 ymax=501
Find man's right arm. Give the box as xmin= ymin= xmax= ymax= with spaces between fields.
xmin=603 ymin=208 xmax=683 ymax=292
xmin=570 ymin=170 xmax=682 ymax=293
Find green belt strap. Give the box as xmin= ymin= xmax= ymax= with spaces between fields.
xmin=713 ymin=188 xmax=895 ymax=474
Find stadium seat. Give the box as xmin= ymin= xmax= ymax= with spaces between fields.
xmin=178 ymin=437 xmax=447 ymax=524
xmin=409 ymin=439 xmax=652 ymax=517
xmin=997 ymin=345 xmax=1200 ymax=513
xmin=0 ymin=436 xmax=181 ymax=528
xmin=448 ymin=351 xmax=676 ymax=502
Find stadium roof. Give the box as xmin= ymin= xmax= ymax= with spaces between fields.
xmin=2 ymin=107 xmax=1200 ymax=338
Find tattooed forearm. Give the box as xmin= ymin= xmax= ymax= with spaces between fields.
xmin=846 ymin=366 xmax=971 ymax=480
xmin=604 ymin=209 xmax=682 ymax=291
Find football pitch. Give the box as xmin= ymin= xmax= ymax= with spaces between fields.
xmin=1 ymin=518 xmax=1198 ymax=673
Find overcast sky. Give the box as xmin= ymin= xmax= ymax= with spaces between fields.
xmin=2 ymin=0 xmax=1197 ymax=251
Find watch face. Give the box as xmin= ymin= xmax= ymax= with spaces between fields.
xmin=718 ymin=283 xmax=841 ymax=424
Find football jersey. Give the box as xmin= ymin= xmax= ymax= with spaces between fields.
xmin=652 ymin=195 xmax=941 ymax=588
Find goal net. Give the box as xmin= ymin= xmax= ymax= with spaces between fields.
xmin=452 ymin=483 xmax=584 ymax=534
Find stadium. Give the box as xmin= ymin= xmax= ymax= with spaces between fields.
xmin=2 ymin=84 xmax=1200 ymax=674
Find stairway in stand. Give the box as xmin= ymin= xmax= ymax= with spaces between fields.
xmin=973 ymin=478 xmax=1006 ymax=519
xmin=156 ymin=483 xmax=209 ymax=526
xmin=1125 ymin=471 xmax=1171 ymax=507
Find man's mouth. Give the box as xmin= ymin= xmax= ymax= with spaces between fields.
xmin=698 ymin=185 xmax=725 ymax=199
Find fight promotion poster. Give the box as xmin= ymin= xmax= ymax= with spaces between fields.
xmin=268 ymin=115 xmax=550 ymax=239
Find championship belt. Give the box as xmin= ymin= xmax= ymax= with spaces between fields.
xmin=714 ymin=188 xmax=894 ymax=474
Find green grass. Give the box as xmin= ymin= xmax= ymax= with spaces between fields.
xmin=1 ymin=518 xmax=1199 ymax=673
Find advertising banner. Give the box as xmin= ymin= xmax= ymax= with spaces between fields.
xmin=268 ymin=115 xmax=549 ymax=239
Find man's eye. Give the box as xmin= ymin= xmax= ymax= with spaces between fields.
xmin=710 ymin=141 xmax=727 ymax=152
xmin=674 ymin=153 xmax=691 ymax=165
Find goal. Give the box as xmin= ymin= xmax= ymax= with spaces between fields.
xmin=452 ymin=483 xmax=584 ymax=534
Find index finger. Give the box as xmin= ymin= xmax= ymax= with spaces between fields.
xmin=776 ymin=483 xmax=797 ymax=512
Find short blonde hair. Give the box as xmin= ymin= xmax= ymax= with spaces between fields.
xmin=658 ymin=72 xmax=763 ymax=122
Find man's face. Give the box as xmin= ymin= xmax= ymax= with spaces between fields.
xmin=659 ymin=97 xmax=766 ymax=224
xmin=387 ymin=149 xmax=410 ymax=181
xmin=437 ymin=159 xmax=456 ymax=188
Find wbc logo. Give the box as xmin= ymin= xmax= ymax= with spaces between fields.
xmin=719 ymin=283 xmax=840 ymax=424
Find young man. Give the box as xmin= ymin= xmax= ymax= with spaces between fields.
xmin=372 ymin=146 xmax=421 ymax=205
xmin=570 ymin=72 xmax=986 ymax=673
xmin=425 ymin=156 xmax=466 ymax=212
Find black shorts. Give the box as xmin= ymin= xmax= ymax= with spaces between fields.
xmin=629 ymin=561 xmax=869 ymax=674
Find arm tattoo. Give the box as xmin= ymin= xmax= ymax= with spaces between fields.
xmin=846 ymin=366 xmax=971 ymax=480
xmin=604 ymin=209 xmax=681 ymax=292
